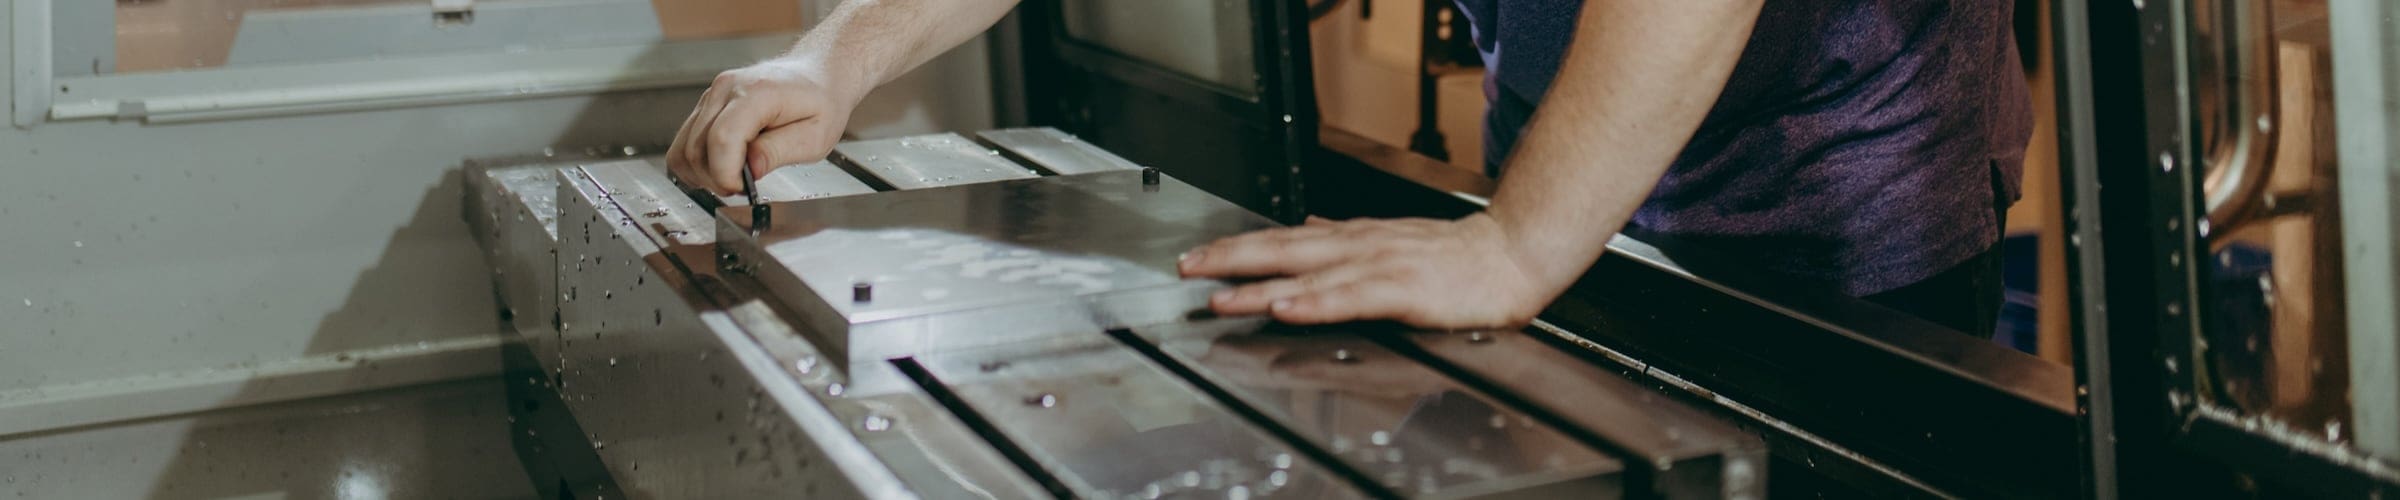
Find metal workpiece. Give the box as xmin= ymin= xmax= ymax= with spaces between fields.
xmin=642 ymin=156 xmax=879 ymax=208
xmin=1406 ymin=330 xmax=1767 ymax=500
xmin=913 ymin=341 xmax=1374 ymax=500
xmin=1134 ymin=320 xmax=1628 ymax=499
xmin=475 ymin=130 xmax=1767 ymax=499
xmin=831 ymin=133 xmax=1042 ymax=189
xmin=714 ymin=169 xmax=1278 ymax=367
xmin=547 ymin=161 xmax=1023 ymax=499
xmin=465 ymin=156 xmax=574 ymax=343
xmin=975 ymin=127 xmax=1146 ymax=175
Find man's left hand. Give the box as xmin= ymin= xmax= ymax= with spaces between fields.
xmin=1178 ymin=214 xmax=1550 ymax=329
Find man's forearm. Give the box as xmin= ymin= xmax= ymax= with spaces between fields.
xmin=785 ymin=0 xmax=1021 ymax=104
xmin=1487 ymin=0 xmax=1763 ymax=285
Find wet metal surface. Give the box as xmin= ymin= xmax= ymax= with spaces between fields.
xmin=718 ymin=169 xmax=1277 ymax=366
xmin=1136 ymin=320 xmax=1627 ymax=499
xmin=1407 ymin=330 xmax=1766 ymax=499
xmin=917 ymin=342 xmax=1371 ymax=499
xmin=975 ymin=127 xmax=1145 ymax=175
xmin=470 ymin=129 xmax=1763 ymax=499
xmin=831 ymin=133 xmax=1039 ymax=190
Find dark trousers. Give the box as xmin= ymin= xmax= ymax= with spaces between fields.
xmin=1861 ymin=167 xmax=2012 ymax=339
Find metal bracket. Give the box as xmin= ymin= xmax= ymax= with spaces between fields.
xmin=432 ymin=0 xmax=473 ymax=25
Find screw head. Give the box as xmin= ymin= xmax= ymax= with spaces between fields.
xmin=1141 ymin=167 xmax=1161 ymax=186
xmin=852 ymin=282 xmax=873 ymax=302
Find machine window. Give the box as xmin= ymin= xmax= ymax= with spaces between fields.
xmin=1058 ymin=0 xmax=1259 ymax=94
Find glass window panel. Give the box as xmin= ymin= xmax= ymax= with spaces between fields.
xmin=1059 ymin=0 xmax=1258 ymax=93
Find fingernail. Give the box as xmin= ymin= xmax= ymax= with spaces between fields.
xmin=1270 ymin=299 xmax=1292 ymax=311
xmin=1211 ymin=290 xmax=1234 ymax=303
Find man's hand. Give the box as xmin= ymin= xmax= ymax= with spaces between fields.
xmin=1178 ymin=214 xmax=1554 ymax=329
xmin=662 ymin=0 xmax=1023 ymax=193
xmin=665 ymin=57 xmax=861 ymax=194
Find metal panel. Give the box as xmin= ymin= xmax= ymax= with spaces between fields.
xmin=915 ymin=342 xmax=1371 ymax=499
xmin=0 ymin=379 xmax=534 ymax=500
xmin=716 ymin=169 xmax=1275 ymax=366
xmin=557 ymin=163 xmax=899 ymax=499
xmin=48 ymin=0 xmax=107 ymax=77
xmin=1134 ymin=320 xmax=1626 ymax=499
xmin=223 ymin=0 xmax=661 ymax=68
xmin=2330 ymin=0 xmax=2400 ymax=459
xmin=464 ymin=155 xmax=573 ymax=346
xmin=1406 ymin=329 xmax=1765 ymax=500
xmin=12 ymin=0 xmax=52 ymax=127
xmin=553 ymin=161 xmax=1048 ymax=499
xmin=975 ymin=127 xmax=1143 ymax=175
xmin=830 ymin=133 xmax=1038 ymax=189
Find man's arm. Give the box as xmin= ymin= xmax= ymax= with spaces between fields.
xmin=1180 ymin=0 xmax=1763 ymax=328
xmin=666 ymin=0 xmax=1021 ymax=193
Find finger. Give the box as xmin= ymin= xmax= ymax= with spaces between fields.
xmin=705 ymin=97 xmax=785 ymax=193
xmin=751 ymin=120 xmax=842 ymax=177
xmin=1272 ymin=280 xmax=1416 ymax=325
xmin=1178 ymin=225 xmax=1357 ymax=278
xmin=1304 ymin=215 xmax=1336 ymax=226
xmin=1209 ymin=262 xmax=1376 ymax=315
xmin=666 ymin=96 xmax=711 ymax=175
xmin=679 ymin=86 xmax=734 ymax=175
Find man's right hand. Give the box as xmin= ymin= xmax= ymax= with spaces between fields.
xmin=666 ymin=56 xmax=865 ymax=194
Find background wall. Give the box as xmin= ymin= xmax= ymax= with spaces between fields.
xmin=0 ymin=1 xmax=994 ymax=437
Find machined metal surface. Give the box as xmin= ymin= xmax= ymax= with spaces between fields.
xmin=1137 ymin=320 xmax=1625 ymax=499
xmin=546 ymin=159 xmax=1036 ymax=499
xmin=975 ymin=127 xmax=1145 ymax=175
xmin=1406 ymin=329 xmax=1765 ymax=499
xmin=917 ymin=341 xmax=1373 ymax=499
xmin=717 ymin=168 xmax=1276 ymax=366
xmin=472 ymin=129 xmax=1765 ymax=499
xmin=830 ymin=133 xmax=1040 ymax=189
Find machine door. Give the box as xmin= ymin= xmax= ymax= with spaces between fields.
xmin=2067 ymin=0 xmax=2400 ymax=496
xmin=1015 ymin=0 xmax=1318 ymax=222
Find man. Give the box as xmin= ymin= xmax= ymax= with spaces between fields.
xmin=667 ymin=0 xmax=2028 ymax=335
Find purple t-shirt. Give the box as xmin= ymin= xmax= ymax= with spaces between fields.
xmin=1458 ymin=0 xmax=2032 ymax=296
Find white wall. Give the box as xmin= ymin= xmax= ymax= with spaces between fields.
xmin=0 ymin=5 xmax=993 ymax=436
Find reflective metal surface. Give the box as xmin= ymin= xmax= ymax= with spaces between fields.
xmin=976 ymin=127 xmax=1145 ymax=175
xmin=0 ymin=379 xmax=532 ymax=500
xmin=464 ymin=155 xmax=570 ymax=344
xmin=1136 ymin=320 xmax=1625 ymax=499
xmin=831 ymin=133 xmax=1040 ymax=190
xmin=546 ymin=160 xmax=998 ymax=499
xmin=469 ymin=128 xmax=1765 ymax=499
xmin=917 ymin=341 xmax=1371 ymax=499
xmin=718 ymin=169 xmax=1276 ymax=366
xmin=1407 ymin=329 xmax=1765 ymax=499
